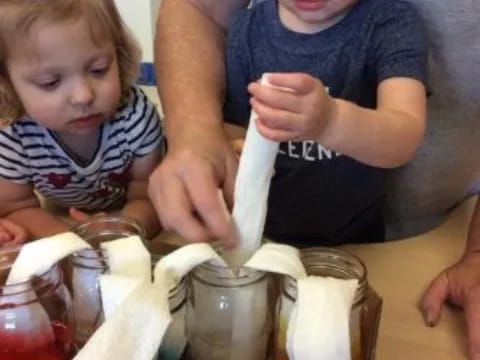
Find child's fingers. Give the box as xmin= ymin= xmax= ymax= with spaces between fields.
xmin=69 ymin=207 xmax=90 ymax=222
xmin=248 ymin=82 xmax=301 ymax=113
xmin=0 ymin=219 xmax=27 ymax=245
xmin=0 ymin=233 xmax=12 ymax=245
xmin=262 ymin=73 xmax=316 ymax=94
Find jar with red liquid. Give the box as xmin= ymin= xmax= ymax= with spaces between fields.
xmin=0 ymin=245 xmax=75 ymax=360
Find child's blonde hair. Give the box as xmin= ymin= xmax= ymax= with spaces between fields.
xmin=0 ymin=0 xmax=141 ymax=126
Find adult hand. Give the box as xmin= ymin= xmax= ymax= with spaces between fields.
xmin=0 ymin=218 xmax=28 ymax=245
xmin=248 ymin=73 xmax=337 ymax=143
xmin=421 ymin=252 xmax=480 ymax=360
xmin=148 ymin=124 xmax=238 ymax=245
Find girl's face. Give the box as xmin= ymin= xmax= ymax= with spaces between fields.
xmin=7 ymin=17 xmax=121 ymax=136
xmin=277 ymin=0 xmax=358 ymax=33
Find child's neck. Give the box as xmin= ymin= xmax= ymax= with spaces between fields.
xmin=52 ymin=129 xmax=102 ymax=166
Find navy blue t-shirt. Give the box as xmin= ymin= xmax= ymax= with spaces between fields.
xmin=224 ymin=0 xmax=427 ymax=247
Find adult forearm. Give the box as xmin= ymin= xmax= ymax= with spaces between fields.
xmin=155 ymin=0 xmax=230 ymax=149
xmin=6 ymin=207 xmax=69 ymax=240
xmin=321 ymin=98 xmax=426 ymax=168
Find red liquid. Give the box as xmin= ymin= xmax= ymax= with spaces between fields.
xmin=0 ymin=322 xmax=74 ymax=360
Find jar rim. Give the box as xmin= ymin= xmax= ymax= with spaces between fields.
xmin=73 ymin=215 xmax=146 ymax=240
xmin=283 ymin=247 xmax=368 ymax=305
xmin=193 ymin=260 xmax=268 ymax=288
xmin=71 ymin=215 xmax=146 ymax=262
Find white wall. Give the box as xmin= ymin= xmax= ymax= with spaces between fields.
xmin=114 ymin=0 xmax=161 ymax=62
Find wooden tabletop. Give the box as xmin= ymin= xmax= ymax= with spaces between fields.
xmin=149 ymin=198 xmax=477 ymax=360
xmin=341 ymin=199 xmax=475 ymax=360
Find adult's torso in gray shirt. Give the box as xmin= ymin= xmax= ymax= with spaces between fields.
xmin=386 ymin=0 xmax=480 ymax=239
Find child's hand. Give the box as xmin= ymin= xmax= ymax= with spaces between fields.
xmin=0 ymin=219 xmax=28 ymax=245
xmin=248 ymin=73 xmax=337 ymax=142
xmin=69 ymin=207 xmax=107 ymax=223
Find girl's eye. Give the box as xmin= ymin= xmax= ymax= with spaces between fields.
xmin=36 ymin=78 xmax=60 ymax=90
xmin=91 ymin=66 xmax=108 ymax=76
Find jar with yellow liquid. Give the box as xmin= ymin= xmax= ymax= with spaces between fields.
xmin=274 ymin=247 xmax=376 ymax=360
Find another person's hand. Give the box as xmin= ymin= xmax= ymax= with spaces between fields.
xmin=224 ymin=122 xmax=246 ymax=158
xmin=421 ymin=252 xmax=480 ymax=360
xmin=248 ymin=73 xmax=337 ymax=143
xmin=148 ymin=125 xmax=238 ymax=245
xmin=0 ymin=218 xmax=28 ymax=245
xmin=69 ymin=207 xmax=107 ymax=223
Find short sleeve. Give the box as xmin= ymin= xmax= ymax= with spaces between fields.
xmin=0 ymin=127 xmax=32 ymax=184
xmin=370 ymin=1 xmax=427 ymax=85
xmin=223 ymin=13 xmax=254 ymax=126
xmin=119 ymin=86 xmax=164 ymax=158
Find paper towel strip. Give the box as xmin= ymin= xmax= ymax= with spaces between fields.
xmin=246 ymin=244 xmax=358 ymax=360
xmin=154 ymin=242 xmax=226 ymax=289
xmin=101 ymin=235 xmax=151 ymax=280
xmin=287 ymin=277 xmax=358 ymax=360
xmin=78 ymin=243 xmax=224 ymax=360
xmin=6 ymin=232 xmax=90 ymax=284
xmin=99 ymin=275 xmax=142 ymax=320
xmin=244 ymin=243 xmax=307 ymax=279
xmin=223 ymin=74 xmax=280 ymax=269
xmin=74 ymin=281 xmax=171 ymax=360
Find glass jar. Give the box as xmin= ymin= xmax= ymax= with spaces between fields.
xmin=156 ymin=276 xmax=188 ymax=360
xmin=69 ymin=216 xmax=145 ymax=346
xmin=274 ymin=247 xmax=369 ymax=360
xmin=0 ymin=245 xmax=75 ymax=360
xmin=186 ymin=261 xmax=275 ymax=360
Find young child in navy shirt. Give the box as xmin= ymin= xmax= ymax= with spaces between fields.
xmin=224 ymin=0 xmax=427 ymax=246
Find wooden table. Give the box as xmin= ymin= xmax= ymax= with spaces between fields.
xmin=152 ymin=198 xmax=475 ymax=360
xmin=341 ymin=199 xmax=474 ymax=360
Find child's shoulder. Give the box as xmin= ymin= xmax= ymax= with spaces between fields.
xmin=0 ymin=116 xmax=42 ymax=137
xmin=113 ymin=85 xmax=158 ymax=122
xmin=108 ymin=85 xmax=161 ymax=138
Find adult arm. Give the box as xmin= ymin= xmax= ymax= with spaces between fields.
xmin=421 ymin=197 xmax=480 ymax=360
xmin=149 ymin=0 xmax=248 ymax=243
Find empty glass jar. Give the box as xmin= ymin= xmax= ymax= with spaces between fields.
xmin=274 ymin=247 xmax=370 ymax=360
xmin=69 ymin=216 xmax=145 ymax=346
xmin=0 ymin=245 xmax=75 ymax=360
xmin=156 ymin=276 xmax=188 ymax=360
xmin=186 ymin=261 xmax=275 ymax=360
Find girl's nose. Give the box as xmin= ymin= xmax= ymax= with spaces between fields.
xmin=70 ymin=79 xmax=94 ymax=106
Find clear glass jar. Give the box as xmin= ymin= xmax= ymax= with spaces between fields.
xmin=274 ymin=247 xmax=368 ymax=360
xmin=186 ymin=261 xmax=275 ymax=360
xmin=156 ymin=276 xmax=188 ymax=360
xmin=69 ymin=216 xmax=145 ymax=346
xmin=0 ymin=245 xmax=75 ymax=360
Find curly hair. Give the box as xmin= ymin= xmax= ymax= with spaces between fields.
xmin=0 ymin=0 xmax=141 ymax=126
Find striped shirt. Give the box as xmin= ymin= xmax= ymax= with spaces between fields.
xmin=0 ymin=86 xmax=163 ymax=211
